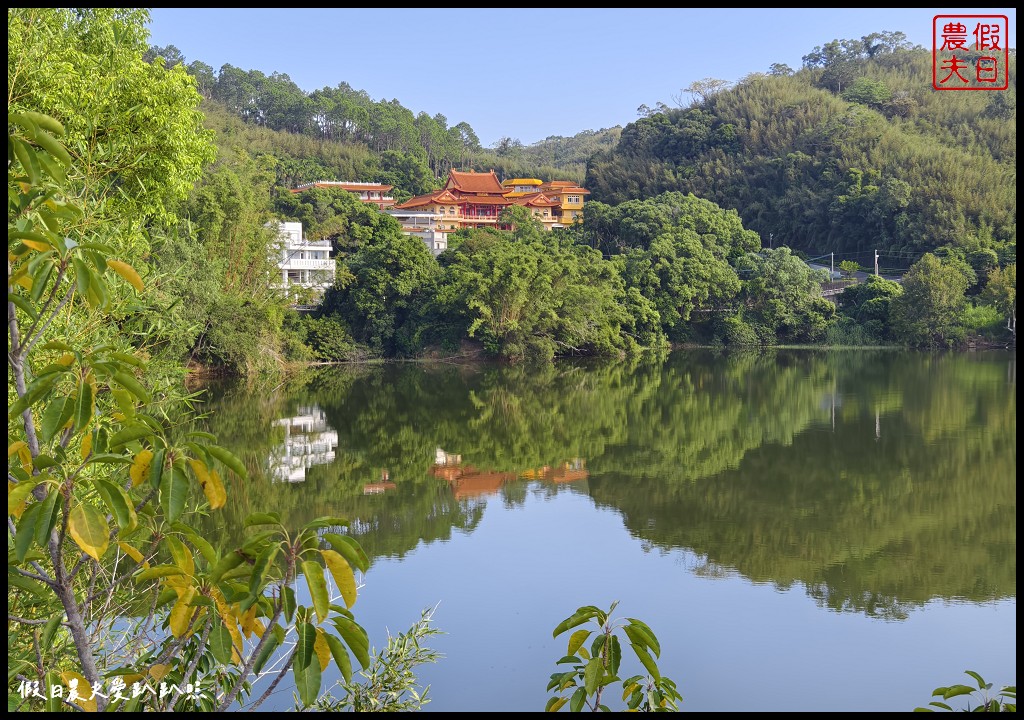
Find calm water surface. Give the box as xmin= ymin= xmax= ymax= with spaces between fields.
xmin=196 ymin=349 xmax=1016 ymax=712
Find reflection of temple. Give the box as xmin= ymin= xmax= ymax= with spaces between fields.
xmin=363 ymin=469 xmax=396 ymax=495
xmin=269 ymin=406 xmax=338 ymax=483
xmin=430 ymin=448 xmax=587 ymax=499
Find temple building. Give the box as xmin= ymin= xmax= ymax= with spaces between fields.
xmin=387 ymin=170 xmax=590 ymax=255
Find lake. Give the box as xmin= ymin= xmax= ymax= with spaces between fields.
xmin=195 ymin=348 xmax=1016 ymax=712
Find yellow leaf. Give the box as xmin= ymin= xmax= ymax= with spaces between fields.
xmin=18 ymin=444 xmax=33 ymax=473
xmin=19 ymin=238 xmax=51 ymax=253
xmin=107 ymin=259 xmax=144 ymax=293
xmin=118 ymin=541 xmax=148 ymax=568
xmin=8 ymin=440 xmax=28 ymax=458
xmin=56 ymin=352 xmax=76 ymax=366
xmin=149 ymin=664 xmax=171 ymax=682
xmin=314 ymin=628 xmax=332 ymax=671
xmin=321 ymin=549 xmax=357 ymax=608
xmin=60 ymin=671 xmax=97 ymax=712
xmin=129 ymin=449 xmax=153 ymax=488
xmin=214 ymin=596 xmax=243 ymax=663
xmin=169 ymin=586 xmax=196 ymax=637
xmin=201 ymin=467 xmax=226 ymax=510
xmin=68 ymin=503 xmax=109 ymax=561
xmin=239 ymin=603 xmax=259 ymax=639
xmin=14 ymin=275 xmax=33 ymax=291
xmin=80 ymin=432 xmax=93 ymax=461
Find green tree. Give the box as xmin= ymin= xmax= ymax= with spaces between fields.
xmin=546 ymin=602 xmax=682 ymax=712
xmin=735 ymin=247 xmax=836 ymax=343
xmin=980 ymin=263 xmax=1016 ymax=335
xmin=890 ymin=253 xmax=969 ymax=347
xmin=9 ymin=113 xmax=373 ymax=713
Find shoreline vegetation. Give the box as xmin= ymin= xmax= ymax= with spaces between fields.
xmin=7 ymin=9 xmax=1014 ymax=713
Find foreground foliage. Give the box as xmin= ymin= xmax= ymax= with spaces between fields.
xmin=916 ymin=670 xmax=1016 ymax=712
xmin=546 ymin=602 xmax=682 ymax=712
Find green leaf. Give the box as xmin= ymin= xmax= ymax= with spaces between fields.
xmin=8 ymin=292 xmax=38 ymax=321
xmin=8 ymin=373 xmax=57 ymax=418
xmin=14 ymin=501 xmax=42 ymax=562
xmin=553 ymin=608 xmax=599 ymax=638
xmin=332 ymin=616 xmax=370 ymax=670
xmin=567 ymin=629 xmax=592 ymax=657
xmin=8 ymin=479 xmax=41 ymax=516
xmin=211 ymin=551 xmax=245 ymax=584
xmin=244 ymin=512 xmax=281 ymax=527
xmin=112 ymin=371 xmax=151 ymax=404
xmin=94 ymin=478 xmax=137 ymax=533
xmin=546 ymin=697 xmax=569 ymax=712
xmin=31 ymin=127 xmax=73 ymax=168
xmin=208 ymin=445 xmax=248 ymax=480
xmin=8 ymin=572 xmax=48 ymax=597
xmin=149 ymin=448 xmax=166 ymax=490
xmin=292 ymin=649 xmax=322 ymax=708
xmin=570 ymin=686 xmax=588 ymax=713
xmin=209 ymin=620 xmax=233 ymax=665
xmin=165 ymin=535 xmax=195 ymax=577
xmin=253 ymin=625 xmax=285 ymax=674
xmin=107 ymin=424 xmax=151 ymax=449
xmin=170 ymin=523 xmax=217 ymax=568
xmin=73 ymin=378 xmax=95 ymax=433
xmin=40 ymin=616 xmax=62 ymax=652
xmin=134 ymin=565 xmax=185 ymax=581
xmin=584 ymin=657 xmax=603 ymax=696
xmin=625 ymin=618 xmax=661 ymax=657
xmin=160 ymin=464 xmax=188 ymax=523
xmin=964 ymin=671 xmax=987 ymax=690
xmin=631 ymin=643 xmax=661 ymax=681
xmin=295 ymin=622 xmax=317 ymax=671
xmin=303 ymin=516 xmax=349 ymax=530
xmin=322 ymin=632 xmax=353 ymax=685
xmin=33 ymin=485 xmax=61 ymax=547
xmin=248 ymin=543 xmax=279 ymax=597
xmin=30 ymin=258 xmax=55 ymax=304
xmin=942 ymin=685 xmax=976 ymax=700
xmin=303 ymin=559 xmax=329 ymax=623
xmin=40 ymin=397 xmax=73 ymax=444
xmin=323 ymin=532 xmax=370 ymax=574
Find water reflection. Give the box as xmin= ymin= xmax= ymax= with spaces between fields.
xmin=193 ymin=349 xmax=1016 ymax=618
xmin=269 ymin=405 xmax=338 ymax=483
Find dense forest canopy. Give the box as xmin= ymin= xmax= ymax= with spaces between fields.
xmin=586 ymin=33 xmax=1016 ymax=263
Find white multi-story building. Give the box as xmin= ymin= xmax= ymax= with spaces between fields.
xmin=385 ymin=209 xmax=450 ymax=256
xmin=273 ymin=221 xmax=334 ymax=300
xmin=269 ymin=405 xmax=339 ymax=483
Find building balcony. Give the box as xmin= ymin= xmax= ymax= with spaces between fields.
xmin=281 ymin=258 xmax=333 ymax=271
xmin=282 ymin=239 xmax=332 ymax=250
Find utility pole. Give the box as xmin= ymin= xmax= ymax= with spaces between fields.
xmin=830 ymin=252 xmax=834 ymax=278
xmin=874 ymin=249 xmax=879 ymax=277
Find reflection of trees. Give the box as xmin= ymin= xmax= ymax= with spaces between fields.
xmin=589 ymin=351 xmax=1016 ymax=618
xmin=193 ymin=350 xmax=1015 ymax=617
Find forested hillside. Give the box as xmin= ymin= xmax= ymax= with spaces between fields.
xmin=149 ymin=46 xmax=598 ymax=189
xmin=585 ymin=34 xmax=1016 ymax=265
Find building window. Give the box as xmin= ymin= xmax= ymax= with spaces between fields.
xmin=567 ymin=195 xmax=581 ymax=204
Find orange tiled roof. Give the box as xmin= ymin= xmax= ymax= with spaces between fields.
xmin=540 ymin=181 xmax=590 ymax=194
xmin=394 ymin=189 xmax=459 ymax=209
xmin=446 ymin=170 xmax=508 ymax=195
xmin=512 ymin=192 xmax=560 ymax=208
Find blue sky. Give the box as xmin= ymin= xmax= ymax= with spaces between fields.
xmin=146 ymin=8 xmax=1016 ymax=148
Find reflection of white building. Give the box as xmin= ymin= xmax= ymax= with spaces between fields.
xmin=385 ymin=209 xmax=449 ymax=256
xmin=269 ymin=406 xmax=338 ymax=483
xmin=273 ymin=221 xmax=334 ymax=300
